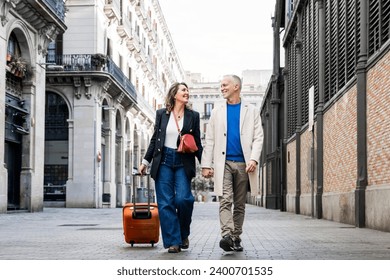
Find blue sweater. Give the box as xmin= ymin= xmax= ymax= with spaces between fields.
xmin=226 ymin=103 xmax=245 ymax=162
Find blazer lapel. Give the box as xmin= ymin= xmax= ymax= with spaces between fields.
xmin=240 ymin=102 xmax=248 ymax=133
xmin=182 ymin=109 xmax=193 ymax=133
xmin=221 ymin=103 xmax=227 ymax=132
xmin=160 ymin=110 xmax=170 ymax=134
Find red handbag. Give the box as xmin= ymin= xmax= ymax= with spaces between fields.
xmin=173 ymin=111 xmax=198 ymax=153
xmin=178 ymin=133 xmax=198 ymax=153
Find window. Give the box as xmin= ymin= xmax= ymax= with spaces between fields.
xmin=46 ymin=34 xmax=63 ymax=65
xmin=369 ymin=0 xmax=390 ymax=56
xmin=302 ymin=0 xmax=318 ymax=124
xmin=107 ymin=38 xmax=112 ymax=57
xmin=285 ymin=0 xmax=363 ymax=139
xmin=128 ymin=66 xmax=132 ymax=81
xmin=204 ymin=103 xmax=213 ymax=119
xmin=119 ymin=54 xmax=123 ymax=69
xmin=287 ymin=33 xmax=298 ymax=138
xmin=7 ymin=32 xmax=20 ymax=57
xmin=47 ymin=42 xmax=56 ymax=63
xmin=286 ymin=0 xmax=295 ymax=23
xmin=45 ymin=92 xmax=69 ymax=141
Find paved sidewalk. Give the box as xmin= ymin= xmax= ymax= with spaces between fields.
xmin=1 ymin=202 xmax=390 ymax=260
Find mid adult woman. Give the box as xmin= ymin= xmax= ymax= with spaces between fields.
xmin=138 ymin=82 xmax=202 ymax=253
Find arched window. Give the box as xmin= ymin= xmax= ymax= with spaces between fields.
xmin=45 ymin=92 xmax=69 ymax=140
xmin=7 ymin=32 xmax=21 ymax=58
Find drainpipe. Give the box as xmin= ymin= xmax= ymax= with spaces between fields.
xmin=355 ymin=0 xmax=368 ymax=228
xmin=271 ymin=2 xmax=281 ymax=209
xmin=295 ymin=12 xmax=303 ymax=215
xmin=282 ymin=51 xmax=289 ymax=212
xmin=316 ymin=0 xmax=325 ymax=219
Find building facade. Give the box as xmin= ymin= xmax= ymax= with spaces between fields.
xmin=262 ymin=0 xmax=390 ymax=232
xmin=1 ymin=0 xmax=185 ymax=212
xmin=1 ymin=0 xmax=67 ymax=212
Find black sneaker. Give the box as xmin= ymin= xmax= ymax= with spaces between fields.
xmin=219 ymin=235 xmax=234 ymax=252
xmin=233 ymin=238 xmax=243 ymax=251
xmin=181 ymin=237 xmax=189 ymax=249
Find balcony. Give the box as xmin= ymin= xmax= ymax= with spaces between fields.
xmin=142 ymin=15 xmax=151 ymax=32
xmin=135 ymin=1 xmax=147 ymax=20
xmin=126 ymin=33 xmax=141 ymax=52
xmin=46 ymin=54 xmax=155 ymax=119
xmin=13 ymin=0 xmax=66 ymax=32
xmin=141 ymin=57 xmax=152 ymax=74
xmin=117 ymin=16 xmax=133 ymax=39
xmin=135 ymin=45 xmax=147 ymax=64
xmin=104 ymin=0 xmax=121 ymax=21
xmin=148 ymin=29 xmax=157 ymax=44
xmin=43 ymin=0 xmax=66 ymax=21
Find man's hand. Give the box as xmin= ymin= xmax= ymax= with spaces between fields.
xmin=245 ymin=160 xmax=258 ymax=173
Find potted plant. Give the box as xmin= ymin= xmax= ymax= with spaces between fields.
xmin=91 ymin=53 xmax=107 ymax=70
xmin=8 ymin=56 xmax=30 ymax=78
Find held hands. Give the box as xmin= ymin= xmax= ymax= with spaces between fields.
xmin=202 ymin=168 xmax=214 ymax=178
xmin=202 ymin=161 xmax=257 ymax=177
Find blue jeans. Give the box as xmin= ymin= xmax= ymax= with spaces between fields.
xmin=155 ymin=147 xmax=194 ymax=248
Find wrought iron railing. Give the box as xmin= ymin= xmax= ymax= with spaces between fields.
xmin=48 ymin=54 xmax=155 ymax=118
xmin=43 ymin=0 xmax=66 ymax=21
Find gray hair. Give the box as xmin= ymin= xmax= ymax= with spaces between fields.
xmin=223 ymin=74 xmax=242 ymax=90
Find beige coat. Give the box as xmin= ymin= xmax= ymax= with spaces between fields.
xmin=201 ymin=100 xmax=263 ymax=196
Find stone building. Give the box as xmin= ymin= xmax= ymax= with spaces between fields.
xmin=1 ymin=0 xmax=67 ymax=212
xmin=261 ymin=0 xmax=390 ymax=232
xmin=1 ymin=0 xmax=185 ymax=212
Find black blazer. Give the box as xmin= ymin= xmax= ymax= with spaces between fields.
xmin=143 ymin=108 xmax=203 ymax=180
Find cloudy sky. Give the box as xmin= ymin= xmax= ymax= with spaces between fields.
xmin=159 ymin=0 xmax=277 ymax=82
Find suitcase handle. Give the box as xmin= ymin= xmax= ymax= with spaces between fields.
xmin=133 ymin=172 xmax=149 ymax=176
xmin=132 ymin=172 xmax=152 ymax=216
xmin=132 ymin=211 xmax=152 ymax=219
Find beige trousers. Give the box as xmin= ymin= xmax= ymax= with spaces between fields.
xmin=219 ymin=160 xmax=249 ymax=240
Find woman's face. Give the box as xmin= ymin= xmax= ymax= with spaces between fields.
xmin=175 ymin=84 xmax=189 ymax=105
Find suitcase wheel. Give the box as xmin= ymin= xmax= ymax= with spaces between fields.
xmin=151 ymin=242 xmax=155 ymax=247
xmin=130 ymin=242 xmax=134 ymax=247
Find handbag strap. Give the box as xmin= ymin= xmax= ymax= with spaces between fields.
xmin=172 ymin=111 xmax=182 ymax=136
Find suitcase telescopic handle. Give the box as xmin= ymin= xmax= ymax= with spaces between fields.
xmin=132 ymin=172 xmax=151 ymax=216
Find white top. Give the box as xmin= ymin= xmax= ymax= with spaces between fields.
xmin=164 ymin=114 xmax=183 ymax=149
xmin=142 ymin=114 xmax=184 ymax=167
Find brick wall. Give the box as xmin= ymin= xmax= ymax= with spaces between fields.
xmin=286 ymin=141 xmax=297 ymax=196
xmin=323 ymin=87 xmax=357 ymax=194
xmin=300 ymin=128 xmax=312 ymax=194
xmin=284 ymin=50 xmax=390 ymax=229
xmin=367 ymin=51 xmax=390 ymax=187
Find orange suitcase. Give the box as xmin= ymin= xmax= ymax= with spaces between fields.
xmin=122 ymin=174 xmax=160 ymax=247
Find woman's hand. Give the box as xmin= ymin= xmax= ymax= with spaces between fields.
xmin=138 ymin=163 xmax=147 ymax=175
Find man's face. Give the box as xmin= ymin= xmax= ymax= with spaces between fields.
xmin=220 ymin=78 xmax=237 ymax=100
